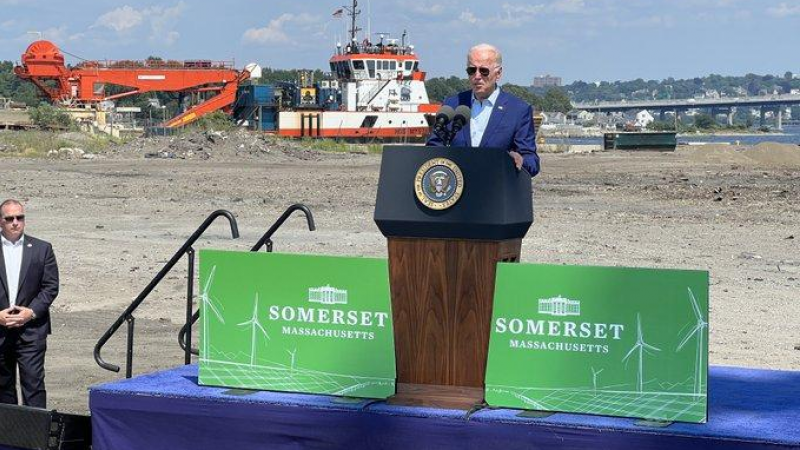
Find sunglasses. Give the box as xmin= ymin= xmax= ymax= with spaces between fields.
xmin=2 ymin=215 xmax=25 ymax=223
xmin=466 ymin=66 xmax=498 ymax=77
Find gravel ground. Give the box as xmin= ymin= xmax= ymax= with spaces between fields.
xmin=1 ymin=132 xmax=798 ymax=413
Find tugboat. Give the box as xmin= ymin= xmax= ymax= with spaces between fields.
xmin=274 ymin=0 xmax=438 ymax=140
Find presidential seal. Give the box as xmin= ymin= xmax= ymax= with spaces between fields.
xmin=414 ymin=158 xmax=464 ymax=210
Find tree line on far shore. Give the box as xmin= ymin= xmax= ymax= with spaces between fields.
xmin=424 ymin=76 xmax=573 ymax=113
xmin=550 ymin=72 xmax=800 ymax=103
xmin=3 ymin=61 xmax=797 ymax=121
xmin=0 ymin=62 xmax=573 ymax=113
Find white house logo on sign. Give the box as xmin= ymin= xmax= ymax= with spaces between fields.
xmin=309 ymin=285 xmax=348 ymax=305
xmin=494 ymin=295 xmax=625 ymax=354
xmin=538 ymin=296 xmax=581 ymax=317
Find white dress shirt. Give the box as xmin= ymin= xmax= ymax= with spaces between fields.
xmin=2 ymin=234 xmax=24 ymax=307
xmin=470 ymin=87 xmax=501 ymax=147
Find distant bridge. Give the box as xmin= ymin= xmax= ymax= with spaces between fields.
xmin=573 ymin=94 xmax=800 ymax=128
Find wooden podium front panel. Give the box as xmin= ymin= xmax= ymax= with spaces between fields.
xmin=387 ymin=237 xmax=521 ymax=388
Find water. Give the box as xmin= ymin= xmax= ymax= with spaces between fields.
xmin=546 ymin=124 xmax=800 ymax=146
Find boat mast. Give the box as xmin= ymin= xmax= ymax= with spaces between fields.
xmin=344 ymin=0 xmax=361 ymax=49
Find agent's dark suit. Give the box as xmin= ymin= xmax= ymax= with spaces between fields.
xmin=426 ymin=89 xmax=541 ymax=177
xmin=0 ymin=235 xmax=59 ymax=408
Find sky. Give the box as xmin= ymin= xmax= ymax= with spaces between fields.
xmin=1 ymin=0 xmax=799 ymax=85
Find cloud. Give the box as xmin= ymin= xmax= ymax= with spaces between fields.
xmin=451 ymin=5 xmax=542 ymax=29
xmin=612 ymin=14 xmax=675 ymax=28
xmin=43 ymin=26 xmax=69 ymax=42
xmin=147 ymin=3 xmax=186 ymax=45
xmin=403 ymin=0 xmax=456 ymax=16
xmin=163 ymin=31 xmax=180 ymax=45
xmin=243 ymin=14 xmax=293 ymax=43
xmin=459 ymin=10 xmax=478 ymax=24
xmin=1 ymin=20 xmax=15 ymax=30
xmin=18 ymin=26 xmax=71 ymax=43
xmin=454 ymin=1 xmax=585 ymax=30
xmin=502 ymin=3 xmax=546 ymax=16
xmin=766 ymin=3 xmax=800 ymax=17
xmin=495 ymin=4 xmax=546 ymax=27
xmin=501 ymin=0 xmax=587 ymax=17
xmin=91 ymin=2 xmax=186 ymax=44
xmin=242 ymin=13 xmax=320 ymax=45
xmin=93 ymin=6 xmax=144 ymax=32
xmin=550 ymin=0 xmax=586 ymax=14
xmin=410 ymin=3 xmax=445 ymax=15
xmin=642 ymin=15 xmax=674 ymax=27
xmin=67 ymin=32 xmax=86 ymax=42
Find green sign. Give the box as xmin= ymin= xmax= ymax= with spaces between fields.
xmin=197 ymin=250 xmax=395 ymax=398
xmin=485 ymin=263 xmax=709 ymax=423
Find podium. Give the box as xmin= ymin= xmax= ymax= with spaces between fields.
xmin=374 ymin=145 xmax=533 ymax=409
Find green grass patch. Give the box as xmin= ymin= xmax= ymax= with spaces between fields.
xmin=189 ymin=111 xmax=236 ymax=132
xmin=298 ymin=138 xmax=382 ymax=154
xmin=0 ymin=130 xmax=123 ymax=158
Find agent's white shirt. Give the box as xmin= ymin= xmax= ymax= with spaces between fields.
xmin=1 ymin=234 xmax=24 ymax=306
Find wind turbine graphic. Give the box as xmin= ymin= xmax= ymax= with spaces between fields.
xmin=591 ymin=367 xmax=603 ymax=395
xmin=286 ymin=348 xmax=297 ymax=373
xmin=676 ymin=287 xmax=707 ymax=398
xmin=199 ymin=266 xmax=225 ymax=361
xmin=238 ymin=293 xmax=270 ymax=366
xmin=622 ymin=313 xmax=661 ymax=393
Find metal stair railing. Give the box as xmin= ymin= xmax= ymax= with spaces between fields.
xmin=178 ymin=203 xmax=315 ymax=357
xmin=94 ymin=210 xmax=239 ymax=378
xmin=362 ymin=80 xmax=391 ymax=110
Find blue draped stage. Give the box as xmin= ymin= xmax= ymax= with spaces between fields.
xmin=88 ymin=365 xmax=800 ymax=450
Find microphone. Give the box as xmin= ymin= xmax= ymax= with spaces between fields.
xmin=451 ymin=105 xmax=471 ymax=135
xmin=434 ymin=105 xmax=455 ymax=128
xmin=433 ymin=105 xmax=455 ymax=144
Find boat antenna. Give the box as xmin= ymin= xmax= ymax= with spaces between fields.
xmin=344 ymin=0 xmax=361 ymax=48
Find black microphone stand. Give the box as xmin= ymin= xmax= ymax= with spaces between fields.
xmin=449 ymin=121 xmax=466 ymax=146
xmin=434 ymin=124 xmax=455 ymax=147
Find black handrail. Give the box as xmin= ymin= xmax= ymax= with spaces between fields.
xmin=251 ymin=203 xmax=316 ymax=252
xmin=94 ymin=210 xmax=239 ymax=377
xmin=178 ymin=204 xmax=315 ymax=356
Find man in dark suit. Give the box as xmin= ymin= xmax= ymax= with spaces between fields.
xmin=426 ymin=43 xmax=540 ymax=177
xmin=0 ymin=199 xmax=59 ymax=408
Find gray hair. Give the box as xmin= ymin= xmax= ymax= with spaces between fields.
xmin=467 ymin=43 xmax=503 ymax=67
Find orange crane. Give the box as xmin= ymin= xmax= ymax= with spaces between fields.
xmin=13 ymin=40 xmax=257 ymax=127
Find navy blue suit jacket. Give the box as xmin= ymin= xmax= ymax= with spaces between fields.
xmin=0 ymin=235 xmax=59 ymax=343
xmin=426 ymin=89 xmax=540 ymax=177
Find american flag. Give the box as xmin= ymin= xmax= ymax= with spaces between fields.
xmin=332 ymin=8 xmax=344 ymax=18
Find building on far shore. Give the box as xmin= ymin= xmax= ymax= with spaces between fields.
xmin=532 ymin=74 xmax=562 ymax=88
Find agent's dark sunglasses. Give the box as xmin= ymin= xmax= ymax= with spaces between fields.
xmin=466 ymin=66 xmax=496 ymax=77
xmin=2 ymin=215 xmax=25 ymax=223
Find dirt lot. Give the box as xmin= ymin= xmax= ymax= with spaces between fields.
xmin=1 ymin=131 xmax=798 ymax=413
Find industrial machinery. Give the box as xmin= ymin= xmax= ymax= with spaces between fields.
xmin=13 ymin=40 xmax=260 ymax=127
